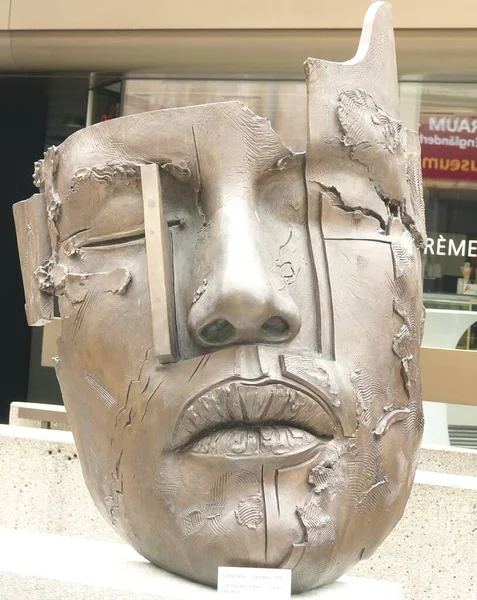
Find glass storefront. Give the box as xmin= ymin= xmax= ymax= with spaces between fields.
xmin=122 ymin=78 xmax=308 ymax=152
xmin=405 ymin=82 xmax=477 ymax=338
xmin=401 ymin=81 xmax=477 ymax=448
xmin=87 ymin=74 xmax=123 ymax=126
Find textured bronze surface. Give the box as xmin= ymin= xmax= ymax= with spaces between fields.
xmin=13 ymin=2 xmax=425 ymax=593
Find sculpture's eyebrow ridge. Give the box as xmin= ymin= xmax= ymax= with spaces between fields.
xmin=67 ymin=162 xmax=142 ymax=201
xmin=67 ymin=159 xmax=193 ymax=203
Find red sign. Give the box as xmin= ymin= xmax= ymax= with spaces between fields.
xmin=419 ymin=114 xmax=477 ymax=181
xmin=100 ymin=103 xmax=119 ymax=122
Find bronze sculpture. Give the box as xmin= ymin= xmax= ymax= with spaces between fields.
xmin=13 ymin=1 xmax=426 ymax=593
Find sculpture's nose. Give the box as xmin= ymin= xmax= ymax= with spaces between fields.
xmin=188 ymin=205 xmax=301 ymax=348
xmin=191 ymin=278 xmax=300 ymax=348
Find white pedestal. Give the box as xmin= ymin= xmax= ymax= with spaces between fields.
xmin=308 ymin=576 xmax=402 ymax=598
xmin=0 ymin=528 xmax=402 ymax=599
xmin=422 ymin=309 xmax=477 ymax=349
xmin=422 ymin=401 xmax=450 ymax=446
xmin=421 ymin=308 xmax=477 ymax=447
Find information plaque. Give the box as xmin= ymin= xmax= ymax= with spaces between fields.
xmin=217 ymin=566 xmax=291 ymax=599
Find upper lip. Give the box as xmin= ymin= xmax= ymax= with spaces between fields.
xmin=172 ymin=381 xmax=337 ymax=450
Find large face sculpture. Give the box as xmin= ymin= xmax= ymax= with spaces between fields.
xmin=14 ymin=2 xmax=426 ymax=593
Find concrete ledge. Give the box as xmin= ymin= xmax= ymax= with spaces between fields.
xmin=9 ymin=401 xmax=69 ymax=431
xmin=351 ymin=470 xmax=477 ymax=600
xmin=0 ymin=425 xmax=120 ymax=543
xmin=0 ymin=423 xmax=72 ymax=443
xmin=415 ymin=469 xmax=477 ymax=490
xmin=419 ymin=444 xmax=477 ymax=477
xmin=0 ymin=528 xmax=402 ymax=600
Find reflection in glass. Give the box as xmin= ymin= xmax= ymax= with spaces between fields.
xmin=122 ymin=78 xmax=307 ymax=152
xmin=400 ymin=82 xmax=477 ymax=351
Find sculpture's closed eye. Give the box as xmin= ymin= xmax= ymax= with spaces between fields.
xmin=80 ymin=230 xmax=145 ymax=249
xmin=63 ymin=226 xmax=145 ymax=253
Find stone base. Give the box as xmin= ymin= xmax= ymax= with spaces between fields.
xmin=0 ymin=528 xmax=402 ymax=599
xmin=0 ymin=424 xmax=120 ymax=543
xmin=312 ymin=577 xmax=402 ymax=598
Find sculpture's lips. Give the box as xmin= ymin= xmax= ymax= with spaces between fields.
xmin=173 ymin=382 xmax=337 ymax=456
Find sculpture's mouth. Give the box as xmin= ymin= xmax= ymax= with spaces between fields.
xmin=173 ymin=382 xmax=337 ymax=457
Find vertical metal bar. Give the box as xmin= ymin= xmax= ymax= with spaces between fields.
xmin=307 ymin=186 xmax=335 ymax=360
xmin=141 ymin=163 xmax=174 ymax=363
xmin=85 ymin=73 xmax=95 ymax=127
xmin=13 ymin=193 xmax=53 ymax=326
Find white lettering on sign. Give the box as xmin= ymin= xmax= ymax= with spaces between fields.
xmin=429 ymin=116 xmax=477 ymax=134
xmin=449 ymin=239 xmax=466 ymax=256
xmin=436 ymin=234 xmax=446 ymax=256
xmin=425 ymin=236 xmax=477 ymax=257
xmin=419 ymin=134 xmax=477 ymax=151
xmin=469 ymin=240 xmax=477 ymax=257
xmin=217 ymin=566 xmax=291 ymax=599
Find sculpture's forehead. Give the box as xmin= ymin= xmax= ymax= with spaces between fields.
xmin=55 ymin=101 xmax=292 ymax=196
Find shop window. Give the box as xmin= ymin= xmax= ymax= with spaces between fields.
xmin=400 ymin=82 xmax=477 ymax=350
xmin=122 ymin=78 xmax=307 ymax=152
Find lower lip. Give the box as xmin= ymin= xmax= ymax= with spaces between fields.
xmin=189 ymin=424 xmax=322 ymax=457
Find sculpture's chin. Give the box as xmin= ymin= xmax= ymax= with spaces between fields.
xmin=104 ymin=434 xmax=356 ymax=594
xmin=118 ymin=517 xmax=345 ymax=594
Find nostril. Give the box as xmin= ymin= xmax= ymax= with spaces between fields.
xmin=261 ymin=316 xmax=290 ymax=338
xmin=200 ymin=319 xmax=236 ymax=344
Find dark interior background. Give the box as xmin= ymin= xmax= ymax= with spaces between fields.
xmin=0 ymin=75 xmax=89 ymax=423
